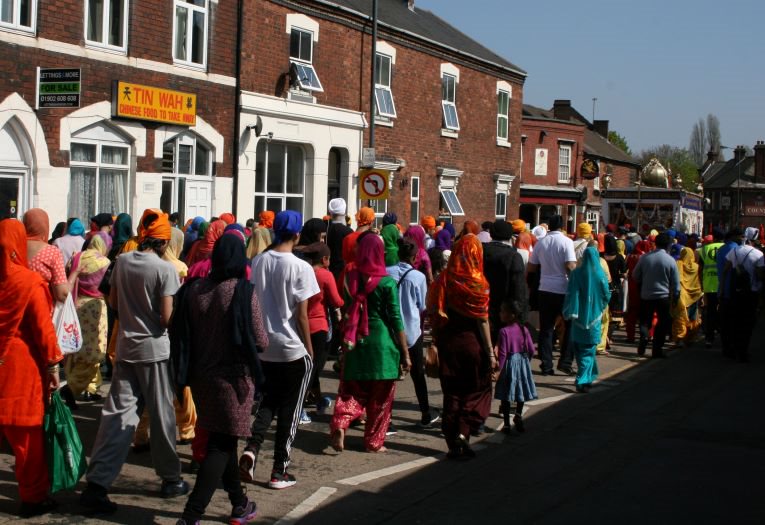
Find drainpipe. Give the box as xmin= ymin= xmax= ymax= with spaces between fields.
xmin=231 ymin=0 xmax=244 ymax=217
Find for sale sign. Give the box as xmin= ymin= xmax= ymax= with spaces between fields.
xmin=36 ymin=68 xmax=81 ymax=109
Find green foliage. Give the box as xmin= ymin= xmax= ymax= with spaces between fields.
xmin=608 ymin=130 xmax=632 ymax=156
xmin=637 ymin=144 xmax=700 ymax=192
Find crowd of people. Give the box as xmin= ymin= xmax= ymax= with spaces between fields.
xmin=0 ymin=200 xmax=763 ymax=522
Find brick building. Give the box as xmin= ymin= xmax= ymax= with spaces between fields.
xmin=0 ymin=0 xmax=237 ymax=225
xmin=235 ymin=0 xmax=526 ymax=225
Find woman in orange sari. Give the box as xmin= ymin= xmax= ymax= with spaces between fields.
xmin=427 ymin=233 xmax=495 ymax=459
xmin=0 ymin=219 xmax=63 ymax=517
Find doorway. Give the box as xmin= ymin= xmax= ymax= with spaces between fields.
xmin=0 ymin=173 xmax=23 ymax=219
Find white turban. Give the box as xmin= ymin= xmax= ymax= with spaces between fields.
xmin=531 ymin=225 xmax=547 ymax=240
xmin=745 ymin=227 xmax=759 ymax=242
xmin=328 ymin=198 xmax=347 ymax=216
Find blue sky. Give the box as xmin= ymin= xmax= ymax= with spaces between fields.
xmin=416 ymin=0 xmax=764 ymax=157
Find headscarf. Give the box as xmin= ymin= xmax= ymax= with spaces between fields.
xmin=616 ymin=239 xmax=626 ymax=257
xmin=531 ymin=225 xmax=547 ymax=240
xmin=676 ymin=247 xmax=703 ymax=307
xmin=511 ymin=219 xmax=526 ymax=233
xmin=355 ymin=207 xmax=375 ymax=227
xmin=669 ymin=243 xmax=683 ymax=260
xmin=78 ymin=231 xmax=112 ymax=275
xmin=90 ymin=213 xmax=114 ymax=230
xmin=198 ymin=221 xmax=210 ymax=240
xmin=183 ymin=216 xmax=205 ymax=254
xmin=459 ymin=220 xmax=480 ymax=239
xmin=210 ymin=234 xmax=248 ymax=283
xmin=23 ymin=208 xmax=49 ymax=242
xmin=516 ymin=231 xmax=535 ymax=252
xmin=138 ymin=209 xmax=172 ymax=241
xmin=224 ymin=227 xmax=247 ymax=245
xmin=381 ymin=223 xmax=400 ymax=266
xmin=297 ymin=218 xmax=327 ymax=246
xmin=163 ymin=226 xmax=188 ymax=279
xmin=562 ymin=246 xmax=610 ymax=332
xmin=434 ymin=228 xmax=452 ymax=251
xmin=421 ymin=216 xmax=436 ymax=230
xmin=67 ymin=219 xmax=85 ymax=236
xmin=273 ymin=210 xmax=303 ymax=244
xmin=427 ymin=234 xmax=489 ymax=327
xmin=246 ymin=227 xmax=271 ymax=258
xmin=382 ymin=212 xmax=397 ymax=227
xmin=404 ymin=225 xmax=428 ymax=270
xmin=343 ymin=233 xmax=388 ymax=348
xmin=219 ymin=212 xmax=236 ymax=225
xmin=112 ymin=213 xmax=133 ymax=247
xmin=50 ymin=222 xmax=66 ymax=244
xmin=188 ymin=219 xmax=226 ymax=265
xmin=258 ymin=210 xmax=275 ymax=229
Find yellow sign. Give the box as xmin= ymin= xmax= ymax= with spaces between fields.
xmin=359 ymin=169 xmax=390 ymax=200
xmin=113 ymin=81 xmax=197 ymax=126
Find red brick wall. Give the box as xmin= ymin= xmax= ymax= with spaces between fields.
xmin=519 ymin=119 xmax=585 ymax=187
xmin=243 ymin=1 xmax=524 ymax=225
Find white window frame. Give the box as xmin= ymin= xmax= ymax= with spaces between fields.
xmin=0 ymin=0 xmax=36 ymax=33
xmin=495 ymin=191 xmax=507 ymax=219
xmin=441 ymin=73 xmax=460 ymax=131
xmin=558 ymin=144 xmax=571 ymax=183
xmin=493 ymin=174 xmax=514 ymax=219
xmin=254 ymin=141 xmax=306 ymax=216
xmin=84 ymin=0 xmax=129 ymax=53
xmin=289 ymin=26 xmax=323 ymax=92
xmin=409 ymin=175 xmax=420 ymax=224
xmin=69 ymin=139 xmax=130 ymax=222
xmin=172 ymin=0 xmax=209 ymax=69
xmin=162 ymin=132 xmax=213 ymax=178
xmin=374 ymin=52 xmax=396 ymax=118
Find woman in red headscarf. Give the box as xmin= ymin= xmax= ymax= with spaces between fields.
xmin=0 ymin=219 xmax=63 ymax=517
xmin=330 ymin=233 xmax=410 ymax=453
xmin=427 ymin=233 xmax=494 ymax=459
xmin=186 ymin=219 xmax=226 ymax=270
xmin=624 ymin=239 xmax=652 ymax=342
xmin=23 ymin=208 xmax=70 ymax=304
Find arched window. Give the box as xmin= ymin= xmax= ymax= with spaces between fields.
xmin=161 ymin=132 xmax=213 ymax=222
xmin=68 ymin=122 xmax=130 ymax=223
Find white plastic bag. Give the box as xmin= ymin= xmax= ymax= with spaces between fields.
xmin=52 ymin=295 xmax=82 ymax=354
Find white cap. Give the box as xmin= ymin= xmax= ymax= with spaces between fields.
xmin=328 ymin=197 xmax=347 ymax=216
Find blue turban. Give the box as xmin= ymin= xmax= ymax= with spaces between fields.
xmin=273 ymin=210 xmax=303 ymax=244
xmin=382 ymin=212 xmax=397 ymax=226
xmin=190 ymin=216 xmax=205 ymax=231
xmin=224 ymin=223 xmax=245 ymax=234
xmin=666 ymin=228 xmax=677 ymax=239
xmin=68 ymin=219 xmax=85 ymax=236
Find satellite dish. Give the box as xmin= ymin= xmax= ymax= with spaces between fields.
xmin=253 ymin=116 xmax=263 ymax=137
xmin=289 ymin=63 xmax=300 ymax=88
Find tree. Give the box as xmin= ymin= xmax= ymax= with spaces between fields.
xmin=608 ymin=130 xmax=632 ymax=156
xmin=706 ymin=114 xmax=721 ymax=156
xmin=689 ymin=118 xmax=707 ymax=166
xmin=637 ymin=145 xmax=699 ymax=192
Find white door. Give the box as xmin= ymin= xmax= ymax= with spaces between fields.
xmin=185 ymin=180 xmax=211 ymax=220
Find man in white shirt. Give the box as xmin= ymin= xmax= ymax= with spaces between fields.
xmin=240 ymin=210 xmax=319 ymax=490
xmin=527 ymin=215 xmax=577 ymax=375
xmin=721 ymin=227 xmax=764 ymax=362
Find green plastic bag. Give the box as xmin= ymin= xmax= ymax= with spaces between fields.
xmin=43 ymin=390 xmax=88 ymax=493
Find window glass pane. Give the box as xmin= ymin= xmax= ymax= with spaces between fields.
xmin=191 ymin=10 xmax=205 ymax=64
xmin=286 ymin=145 xmax=303 ymax=194
xmin=254 ymin=196 xmax=265 ymax=217
xmin=289 ymin=29 xmax=300 ymax=59
xmin=98 ymin=169 xmax=127 ymax=214
xmin=375 ymin=87 xmax=396 ymax=117
xmin=498 ymin=91 xmax=509 ymax=115
xmin=266 ymin=197 xmax=283 ymax=213
xmin=267 ymin=144 xmax=285 ymax=193
xmin=294 ymin=63 xmax=322 ymax=91
xmin=19 ymin=0 xmax=31 ymax=27
xmin=0 ymin=0 xmax=12 ymax=23
xmin=443 ymin=103 xmax=459 ymax=130
xmin=195 ymin=143 xmax=209 ymax=175
xmin=87 ymin=0 xmax=104 ymax=42
xmin=69 ymin=167 xmax=97 ymax=223
xmin=375 ymin=54 xmax=391 ymax=86
xmin=178 ymin=144 xmax=192 ymax=174
xmin=442 ymin=75 xmax=455 ymax=102
xmin=174 ymin=6 xmax=187 ymax=60
xmin=255 ymin=142 xmax=266 ymax=192
xmin=160 ymin=179 xmax=174 ymax=216
xmin=71 ymin=143 xmax=97 ymax=162
xmin=102 ymin=145 xmax=128 ymax=165
xmin=495 ymin=193 xmax=506 ymax=217
xmin=286 ymin=196 xmax=303 ymax=213
xmin=162 ymin=142 xmax=175 ymax=173
xmin=177 ymin=177 xmax=186 ymax=221
xmin=299 ymin=30 xmax=312 ymax=61
xmin=109 ymin=0 xmax=124 ymax=47
xmin=410 ymin=200 xmax=419 ymax=224
xmin=411 ymin=177 xmax=419 ymax=198
xmin=498 ymin=116 xmax=508 ymax=140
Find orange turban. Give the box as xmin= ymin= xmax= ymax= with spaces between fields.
xmin=511 ymin=219 xmax=526 ymax=233
xmin=219 ymin=212 xmax=236 ymax=225
xmin=421 ymin=216 xmax=436 ymax=229
xmin=356 ymin=207 xmax=375 ymax=227
xmin=139 ymin=209 xmax=172 ymax=241
xmin=259 ymin=210 xmax=274 ymax=229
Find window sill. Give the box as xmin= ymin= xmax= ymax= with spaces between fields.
xmin=288 ymin=89 xmax=316 ymax=104
xmin=85 ymin=42 xmax=128 ymax=56
xmin=374 ymin=118 xmax=394 ymax=128
xmin=172 ymin=60 xmax=208 ymax=73
xmin=557 ymin=180 xmax=572 ymax=185
xmin=441 ymin=129 xmax=459 ymax=139
xmin=0 ymin=25 xmax=36 ymax=37
xmin=496 ymin=140 xmax=511 ymax=148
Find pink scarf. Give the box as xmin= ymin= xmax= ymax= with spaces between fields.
xmin=342 ymin=233 xmax=388 ymax=349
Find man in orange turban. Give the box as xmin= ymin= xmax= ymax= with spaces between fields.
xmin=219 ymin=212 xmax=236 ymax=225
xmin=421 ymin=216 xmax=437 ymax=250
xmin=511 ymin=219 xmax=526 ymax=233
xmin=355 ymin=207 xmax=375 ymax=228
xmin=259 ymin=210 xmax=275 ymax=229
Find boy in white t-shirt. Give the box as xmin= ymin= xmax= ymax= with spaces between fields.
xmin=239 ymin=211 xmax=319 ymax=490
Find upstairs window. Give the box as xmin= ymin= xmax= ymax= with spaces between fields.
xmin=0 ymin=0 xmax=36 ymax=33
xmin=558 ymin=144 xmax=571 ymax=183
xmin=173 ymin=0 xmax=208 ymax=67
xmin=495 ymin=191 xmax=507 ymax=218
xmin=290 ymin=27 xmax=323 ymax=91
xmin=85 ymin=0 xmax=128 ymax=51
xmin=374 ymin=53 xmax=396 ymax=118
xmin=441 ymin=73 xmax=459 ymax=131
xmin=497 ymin=90 xmax=510 ymax=141
xmin=409 ymin=176 xmax=420 ymax=224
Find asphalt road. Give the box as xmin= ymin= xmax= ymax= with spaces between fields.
xmin=1 ymin=315 xmax=762 ymax=524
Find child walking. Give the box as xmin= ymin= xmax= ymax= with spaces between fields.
xmin=494 ymin=300 xmax=538 ymax=433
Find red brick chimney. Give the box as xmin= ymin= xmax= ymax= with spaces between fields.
xmin=594 ymin=120 xmax=609 ymax=139
xmin=733 ymin=145 xmax=747 ymax=163
xmin=552 ymin=99 xmax=575 ymax=121
xmin=755 ymin=141 xmax=765 ymax=183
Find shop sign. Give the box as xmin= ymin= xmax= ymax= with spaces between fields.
xmin=359 ymin=169 xmax=389 ymax=200
xmin=112 ymin=81 xmax=196 ymax=126
xmin=36 ymin=68 xmax=81 ymax=108
xmin=534 ymin=148 xmax=548 ymax=176
xmin=744 ymin=205 xmax=765 ymax=216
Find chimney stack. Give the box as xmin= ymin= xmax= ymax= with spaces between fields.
xmin=755 ymin=141 xmax=765 ymax=184
xmin=706 ymin=150 xmax=720 ymax=163
xmin=552 ymin=99 xmax=574 ymax=121
xmin=733 ymin=145 xmax=747 ymax=163
xmin=594 ymin=120 xmax=609 ymax=139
